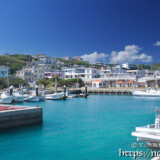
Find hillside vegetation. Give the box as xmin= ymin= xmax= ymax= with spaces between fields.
xmin=0 ymin=54 xmax=31 ymax=74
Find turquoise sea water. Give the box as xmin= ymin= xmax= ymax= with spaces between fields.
xmin=0 ymin=95 xmax=159 ymax=160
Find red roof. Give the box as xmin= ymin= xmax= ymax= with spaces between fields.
xmin=126 ymin=80 xmax=136 ymax=83
xmin=116 ymin=81 xmax=125 ymax=83
xmin=94 ymin=80 xmax=102 ymax=82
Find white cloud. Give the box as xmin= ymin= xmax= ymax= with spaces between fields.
xmin=154 ymin=41 xmax=160 ymax=46
xmin=81 ymin=52 xmax=108 ymax=64
xmin=110 ymin=45 xmax=152 ymax=63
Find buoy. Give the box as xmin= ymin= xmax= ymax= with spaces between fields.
xmin=36 ymin=105 xmax=38 ymax=107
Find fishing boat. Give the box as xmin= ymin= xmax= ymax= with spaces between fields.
xmin=131 ymin=88 xmax=160 ymax=97
xmin=45 ymin=92 xmax=64 ymax=100
xmin=0 ymin=86 xmax=15 ymax=104
xmin=132 ymin=108 xmax=160 ymax=142
xmin=24 ymin=86 xmax=39 ymax=102
xmin=14 ymin=91 xmax=29 ymax=102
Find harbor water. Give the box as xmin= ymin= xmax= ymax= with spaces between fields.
xmin=0 ymin=95 xmax=158 ymax=160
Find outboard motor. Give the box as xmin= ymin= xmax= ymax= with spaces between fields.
xmin=9 ymin=86 xmax=13 ymax=96
xmin=35 ymin=86 xmax=39 ymax=96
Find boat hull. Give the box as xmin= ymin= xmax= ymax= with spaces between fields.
xmin=24 ymin=96 xmax=39 ymax=102
xmin=14 ymin=95 xmax=29 ymax=102
xmin=131 ymin=91 xmax=160 ymax=97
xmin=0 ymin=97 xmax=14 ymax=104
xmin=45 ymin=94 xmax=63 ymax=100
xmin=132 ymin=131 xmax=160 ymax=142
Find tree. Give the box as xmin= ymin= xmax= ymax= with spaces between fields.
xmin=0 ymin=78 xmax=7 ymax=89
xmin=7 ymin=77 xmax=28 ymax=88
xmin=49 ymin=75 xmax=60 ymax=82
xmin=138 ymin=64 xmax=151 ymax=70
xmin=58 ymin=78 xmax=84 ymax=87
xmin=37 ymin=79 xmax=50 ymax=89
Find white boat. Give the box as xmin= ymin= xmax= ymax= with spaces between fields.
xmin=0 ymin=92 xmax=15 ymax=104
xmin=24 ymin=86 xmax=39 ymax=102
xmin=132 ymin=108 xmax=160 ymax=143
xmin=14 ymin=91 xmax=29 ymax=102
xmin=0 ymin=86 xmax=15 ymax=104
xmin=45 ymin=92 xmax=64 ymax=100
xmin=131 ymin=88 xmax=160 ymax=97
xmin=24 ymin=95 xmax=39 ymax=102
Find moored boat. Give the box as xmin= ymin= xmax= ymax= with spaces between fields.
xmin=24 ymin=86 xmax=39 ymax=102
xmin=45 ymin=92 xmax=64 ymax=100
xmin=131 ymin=88 xmax=160 ymax=97
xmin=14 ymin=91 xmax=29 ymax=102
xmin=0 ymin=86 xmax=15 ymax=104
xmin=24 ymin=95 xmax=39 ymax=102
xmin=132 ymin=108 xmax=160 ymax=143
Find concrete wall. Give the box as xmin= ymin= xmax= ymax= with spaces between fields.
xmin=0 ymin=107 xmax=42 ymax=129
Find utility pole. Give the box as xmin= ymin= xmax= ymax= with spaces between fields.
xmin=7 ymin=62 xmax=9 ymax=88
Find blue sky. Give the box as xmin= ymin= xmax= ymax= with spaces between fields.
xmin=0 ymin=0 xmax=160 ymax=64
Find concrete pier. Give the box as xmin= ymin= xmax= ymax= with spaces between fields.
xmin=81 ymin=89 xmax=132 ymax=95
xmin=0 ymin=105 xmax=42 ymax=129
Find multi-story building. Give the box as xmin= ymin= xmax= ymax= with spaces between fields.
xmin=64 ymin=67 xmax=98 ymax=80
xmin=104 ymin=64 xmax=122 ymax=69
xmin=122 ymin=63 xmax=137 ymax=70
xmin=44 ymin=70 xmax=64 ymax=79
xmin=99 ymin=68 xmax=127 ymax=78
xmin=27 ymin=61 xmax=52 ymax=72
xmin=33 ymin=54 xmax=54 ymax=64
xmin=55 ymin=61 xmax=65 ymax=67
xmin=126 ymin=70 xmax=145 ymax=78
xmin=0 ymin=66 xmax=8 ymax=78
xmin=16 ymin=66 xmax=44 ymax=83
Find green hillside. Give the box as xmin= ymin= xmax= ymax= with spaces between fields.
xmin=0 ymin=55 xmax=29 ymax=74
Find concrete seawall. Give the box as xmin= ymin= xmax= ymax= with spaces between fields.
xmin=81 ymin=89 xmax=132 ymax=95
xmin=0 ymin=106 xmax=42 ymax=129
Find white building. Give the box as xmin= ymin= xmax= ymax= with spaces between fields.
xmin=99 ymin=68 xmax=127 ymax=78
xmin=92 ymin=80 xmax=107 ymax=88
xmin=104 ymin=64 xmax=122 ymax=69
xmin=64 ymin=67 xmax=98 ymax=80
xmin=44 ymin=70 xmax=64 ymax=79
xmin=126 ymin=70 xmax=145 ymax=78
xmin=33 ymin=54 xmax=54 ymax=64
xmin=16 ymin=66 xmax=44 ymax=83
xmin=55 ymin=61 xmax=65 ymax=67
xmin=122 ymin=63 xmax=136 ymax=70
xmin=27 ymin=61 xmax=52 ymax=72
